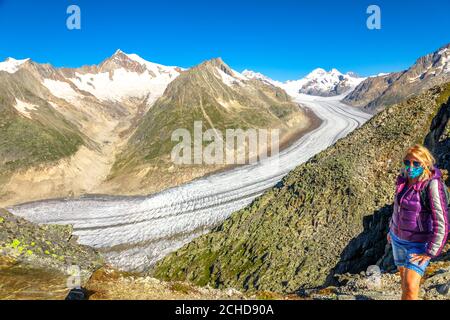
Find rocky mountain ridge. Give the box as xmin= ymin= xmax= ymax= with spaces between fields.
xmin=344 ymin=43 xmax=450 ymax=113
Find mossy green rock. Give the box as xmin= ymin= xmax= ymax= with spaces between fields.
xmin=0 ymin=208 xmax=102 ymax=274
xmin=153 ymin=84 xmax=450 ymax=293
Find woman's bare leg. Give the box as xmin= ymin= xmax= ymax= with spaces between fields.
xmin=399 ymin=267 xmax=406 ymax=294
xmin=402 ymin=268 xmax=422 ymax=300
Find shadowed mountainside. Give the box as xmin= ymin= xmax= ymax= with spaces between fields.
xmin=344 ymin=43 xmax=450 ymax=113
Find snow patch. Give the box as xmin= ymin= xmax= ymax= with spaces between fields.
xmin=230 ymin=69 xmax=248 ymax=81
xmin=216 ymin=67 xmax=242 ymax=87
xmin=70 ymin=67 xmax=178 ymax=102
xmin=14 ymin=99 xmax=38 ymax=119
xmin=43 ymin=79 xmax=82 ymax=103
xmin=68 ymin=53 xmax=181 ymax=102
xmin=370 ymin=73 xmax=391 ymax=78
xmin=48 ymin=101 xmax=61 ymax=110
xmin=294 ymin=68 xmax=365 ymax=95
xmin=125 ymin=53 xmax=182 ymax=75
xmin=0 ymin=58 xmax=29 ymax=74
xmin=242 ymin=70 xmax=284 ymax=87
xmin=438 ymin=47 xmax=448 ymax=56
xmin=443 ymin=54 xmax=450 ymax=73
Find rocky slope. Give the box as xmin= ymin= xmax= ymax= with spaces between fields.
xmin=104 ymin=58 xmax=314 ymax=195
xmin=0 ymin=208 xmax=252 ymax=300
xmin=0 ymin=63 xmax=86 ymax=194
xmin=84 ymin=266 xmax=285 ymax=300
xmin=342 ymin=72 xmax=403 ymax=109
xmin=302 ymin=248 xmax=450 ymax=300
xmin=0 ymin=209 xmax=285 ymax=300
xmin=0 ymin=208 xmax=103 ymax=299
xmin=153 ymin=83 xmax=450 ymax=293
xmin=0 ymin=51 xmax=181 ymax=207
xmin=344 ymin=43 xmax=450 ymax=113
xmin=3 ymin=205 xmax=448 ymax=300
xmin=0 ymin=208 xmax=102 ymax=274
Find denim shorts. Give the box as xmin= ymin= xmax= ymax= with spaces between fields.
xmin=390 ymin=231 xmax=430 ymax=277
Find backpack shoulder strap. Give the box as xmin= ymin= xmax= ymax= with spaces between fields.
xmin=443 ymin=181 xmax=450 ymax=206
xmin=421 ymin=178 xmax=450 ymax=209
xmin=419 ymin=179 xmax=432 ymax=210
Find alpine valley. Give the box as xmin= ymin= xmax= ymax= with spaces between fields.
xmin=0 ymin=51 xmax=315 ymax=206
xmin=1 ymin=43 xmax=450 ymax=300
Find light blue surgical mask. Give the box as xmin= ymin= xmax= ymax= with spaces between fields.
xmin=405 ymin=166 xmax=424 ymax=179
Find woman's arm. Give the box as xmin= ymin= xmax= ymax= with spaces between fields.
xmin=426 ymin=179 xmax=449 ymax=258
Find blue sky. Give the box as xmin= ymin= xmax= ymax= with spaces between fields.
xmin=0 ymin=0 xmax=449 ymax=81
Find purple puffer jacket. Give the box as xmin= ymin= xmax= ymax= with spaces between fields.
xmin=390 ymin=166 xmax=449 ymax=257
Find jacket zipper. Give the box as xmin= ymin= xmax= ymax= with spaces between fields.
xmin=397 ymin=185 xmax=413 ymax=214
xmin=398 ymin=184 xmax=424 ymax=232
xmin=417 ymin=214 xmax=424 ymax=232
xmin=417 ymin=187 xmax=425 ymax=232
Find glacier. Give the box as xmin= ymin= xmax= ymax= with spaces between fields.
xmin=9 ymin=93 xmax=372 ymax=272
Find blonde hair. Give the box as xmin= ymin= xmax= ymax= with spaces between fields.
xmin=403 ymin=144 xmax=436 ymax=180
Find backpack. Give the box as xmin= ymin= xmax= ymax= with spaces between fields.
xmin=420 ymin=178 xmax=450 ymax=225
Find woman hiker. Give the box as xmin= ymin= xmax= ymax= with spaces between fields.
xmin=388 ymin=144 xmax=449 ymax=300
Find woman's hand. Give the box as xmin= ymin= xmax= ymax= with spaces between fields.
xmin=387 ymin=233 xmax=391 ymax=243
xmin=410 ymin=253 xmax=431 ymax=266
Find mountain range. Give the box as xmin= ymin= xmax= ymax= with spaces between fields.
xmin=244 ymin=44 xmax=450 ymax=114
xmin=1 ymin=43 xmax=449 ymax=206
xmin=243 ymin=68 xmax=365 ymax=97
xmin=0 ymin=51 xmax=315 ymax=206
xmin=1 ymin=43 xmax=450 ymax=299
xmin=0 ymin=50 xmax=181 ymax=205
xmin=344 ymin=43 xmax=450 ymax=113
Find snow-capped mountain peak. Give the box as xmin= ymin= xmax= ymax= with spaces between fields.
xmin=42 ymin=51 xmax=182 ymax=104
xmin=305 ymin=68 xmax=348 ymax=80
xmin=242 ymin=69 xmax=283 ymax=87
xmin=242 ymin=69 xmax=268 ymax=80
xmin=0 ymin=57 xmax=30 ymax=74
xmin=242 ymin=68 xmax=366 ymax=97
xmin=292 ymin=68 xmax=365 ymax=97
xmin=306 ymin=68 xmax=328 ymax=78
xmin=124 ymin=52 xmax=183 ymax=77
